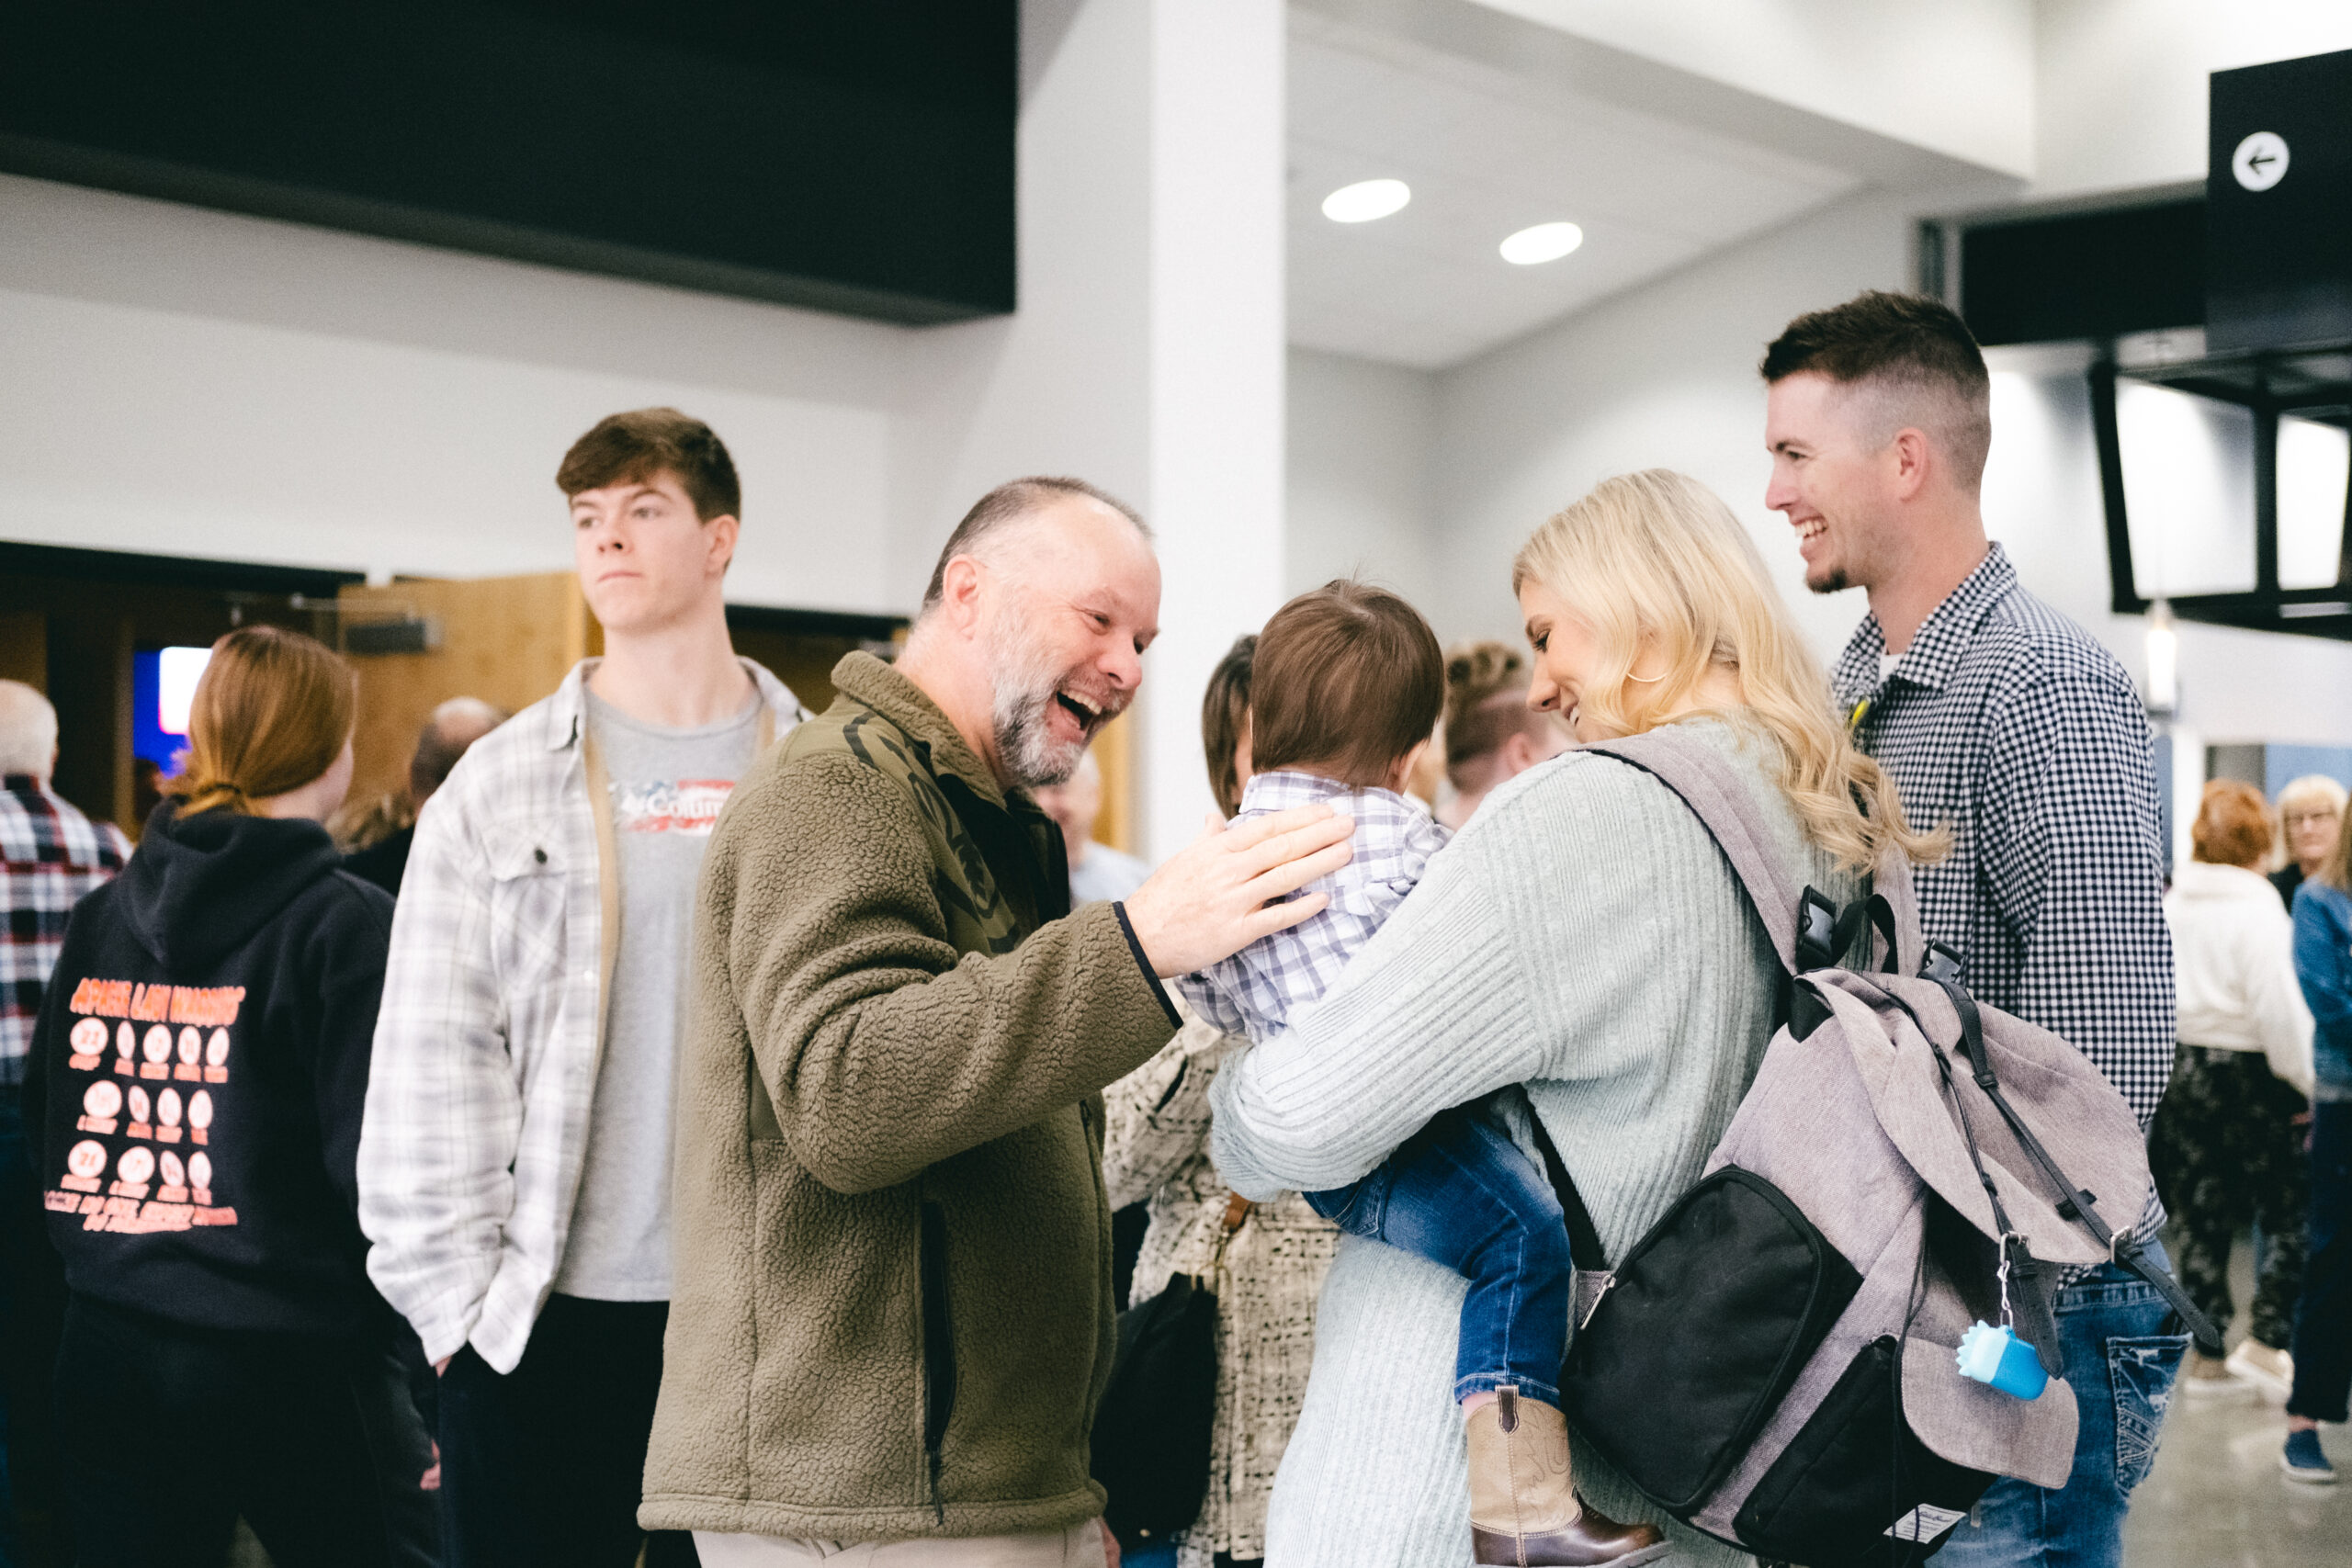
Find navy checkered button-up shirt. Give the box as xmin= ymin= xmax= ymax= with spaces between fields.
xmin=1833 ymin=544 xmax=2174 ymax=1249
xmin=1179 ymin=770 xmax=1451 ymax=1045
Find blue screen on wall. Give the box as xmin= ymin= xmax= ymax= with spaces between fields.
xmin=130 ymin=649 xmax=170 ymax=768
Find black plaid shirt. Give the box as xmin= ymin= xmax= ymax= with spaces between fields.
xmin=1833 ymin=545 xmax=2174 ymax=1249
xmin=0 ymin=776 xmax=130 ymax=1086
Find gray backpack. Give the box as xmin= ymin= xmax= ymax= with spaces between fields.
xmin=1534 ymin=730 xmax=2215 ymax=1566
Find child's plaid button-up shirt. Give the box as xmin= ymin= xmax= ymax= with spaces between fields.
xmin=1180 ymin=770 xmax=1449 ymax=1046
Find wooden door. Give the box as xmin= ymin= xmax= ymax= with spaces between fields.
xmin=1091 ymin=710 xmax=1136 ymax=856
xmin=337 ymin=573 xmax=599 ymax=815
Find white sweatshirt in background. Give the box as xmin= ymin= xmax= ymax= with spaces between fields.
xmin=2165 ymin=859 xmax=2314 ymax=1098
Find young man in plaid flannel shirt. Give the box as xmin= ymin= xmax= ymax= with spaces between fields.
xmin=356 ymin=411 xmax=805 ymax=1568
xmin=0 ymin=681 xmax=130 ymax=1564
xmin=1764 ymin=292 xmax=2179 ymax=1568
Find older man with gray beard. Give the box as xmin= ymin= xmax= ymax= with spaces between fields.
xmin=641 ymin=477 xmax=1352 ymax=1566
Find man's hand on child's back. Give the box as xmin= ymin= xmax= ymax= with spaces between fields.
xmin=1121 ymin=805 xmax=1353 ymax=976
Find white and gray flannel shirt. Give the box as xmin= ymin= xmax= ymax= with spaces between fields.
xmin=1179 ymin=771 xmax=1450 ymax=1045
xmin=1832 ymin=544 xmax=2175 ymax=1258
xmin=356 ymin=659 xmax=803 ymax=1372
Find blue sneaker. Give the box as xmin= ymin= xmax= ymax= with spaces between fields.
xmin=2281 ymin=1427 xmax=2337 ymax=1484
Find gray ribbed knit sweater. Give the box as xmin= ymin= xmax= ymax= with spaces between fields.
xmin=1209 ymin=720 xmax=1853 ymax=1568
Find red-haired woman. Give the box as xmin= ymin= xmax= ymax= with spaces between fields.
xmin=25 ymin=626 xmax=435 ymax=1566
xmin=2152 ymin=780 xmax=2315 ymax=1402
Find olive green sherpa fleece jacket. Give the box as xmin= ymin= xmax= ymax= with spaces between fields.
xmin=640 ymin=652 xmax=1182 ymax=1540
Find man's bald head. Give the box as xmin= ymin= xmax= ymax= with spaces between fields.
xmin=919 ymin=477 xmax=1150 ymax=616
xmin=412 ymin=696 xmax=507 ymax=803
xmin=899 ymin=477 xmax=1159 ymax=792
xmin=0 ymin=681 xmax=57 ymax=780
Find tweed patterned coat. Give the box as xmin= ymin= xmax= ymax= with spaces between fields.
xmin=1102 ymin=1014 xmax=1336 ymax=1566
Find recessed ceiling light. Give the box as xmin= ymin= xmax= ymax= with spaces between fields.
xmin=1322 ymin=178 xmax=1410 ymax=224
xmin=1499 ymin=221 xmax=1584 ymax=265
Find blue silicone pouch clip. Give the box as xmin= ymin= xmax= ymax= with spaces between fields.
xmin=1956 ymin=1320 xmax=2048 ymax=1400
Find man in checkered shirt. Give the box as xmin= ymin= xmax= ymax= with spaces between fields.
xmin=0 ymin=682 xmax=130 ymax=1562
xmin=1765 ymin=292 xmax=2179 ymax=1568
xmin=1182 ymin=581 xmax=1665 ymax=1567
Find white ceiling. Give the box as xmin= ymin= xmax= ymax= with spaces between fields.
xmin=1287 ymin=10 xmax=1865 ymax=370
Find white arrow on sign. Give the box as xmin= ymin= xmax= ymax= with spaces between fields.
xmin=2233 ymin=131 xmax=2290 ymax=192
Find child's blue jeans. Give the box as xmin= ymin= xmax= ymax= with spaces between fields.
xmin=1306 ymin=1102 xmax=1574 ymax=1403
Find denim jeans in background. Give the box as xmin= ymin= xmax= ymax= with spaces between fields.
xmin=1121 ymin=1548 xmax=1257 ymax=1568
xmin=1931 ymin=1240 xmax=2188 ymax=1568
xmin=1306 ymin=1104 xmax=1573 ymax=1402
xmin=2289 ymin=1101 xmax=2352 ymax=1424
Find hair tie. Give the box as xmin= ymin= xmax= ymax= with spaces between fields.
xmin=176 ymin=777 xmax=250 ymax=817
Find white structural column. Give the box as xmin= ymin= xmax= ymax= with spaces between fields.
xmin=1141 ymin=0 xmax=1286 ymax=854
xmin=900 ymin=0 xmax=1286 ymax=860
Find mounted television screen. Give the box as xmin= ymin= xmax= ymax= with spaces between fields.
xmin=130 ymin=645 xmax=212 ymax=770
xmin=2115 ymin=383 xmax=2257 ymax=597
xmin=0 ymin=1 xmax=1015 ymax=324
xmin=1960 ymin=200 xmax=2205 ymax=347
xmin=2279 ymin=415 xmax=2352 ymax=590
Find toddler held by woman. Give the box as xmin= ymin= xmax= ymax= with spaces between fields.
xmin=1180 ymin=581 xmax=1664 ymax=1568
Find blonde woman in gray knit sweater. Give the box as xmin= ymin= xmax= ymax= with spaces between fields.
xmin=1209 ymin=470 xmax=1939 ymax=1566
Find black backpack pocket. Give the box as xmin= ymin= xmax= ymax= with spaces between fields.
xmin=1562 ymin=1166 xmax=1861 ymax=1513
xmin=1734 ymin=1336 xmax=1995 ymax=1566
xmin=1091 ymin=1273 xmax=1219 ymax=1549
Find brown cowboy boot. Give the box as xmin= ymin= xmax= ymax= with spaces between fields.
xmin=1466 ymin=1386 xmax=1668 ymax=1567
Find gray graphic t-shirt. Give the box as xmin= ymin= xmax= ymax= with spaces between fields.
xmin=553 ymin=688 xmax=761 ymax=1301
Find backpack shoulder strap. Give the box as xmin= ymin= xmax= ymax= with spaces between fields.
xmin=1525 ymin=1107 xmax=1609 ymax=1272
xmin=1871 ymin=839 xmax=1923 ymax=976
xmin=1584 ymin=728 xmax=1921 ymax=976
xmin=1582 ymin=729 xmax=1807 ymax=974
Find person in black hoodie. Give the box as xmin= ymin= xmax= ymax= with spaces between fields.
xmin=24 ymin=625 xmax=436 ymax=1568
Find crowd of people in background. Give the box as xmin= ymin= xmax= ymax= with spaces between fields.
xmin=0 ymin=289 xmax=2343 ymax=1568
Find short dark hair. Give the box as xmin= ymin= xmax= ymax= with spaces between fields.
xmin=1250 ymin=581 xmax=1442 ymax=790
xmin=1200 ymin=634 xmax=1256 ymax=818
xmin=1760 ymin=291 xmax=1993 ymax=489
xmin=921 ymin=477 xmax=1148 ymax=611
xmin=556 ymin=407 xmax=741 ymax=521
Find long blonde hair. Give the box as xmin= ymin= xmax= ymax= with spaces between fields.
xmin=1511 ymin=468 xmax=1944 ymax=871
xmin=171 ymin=626 xmax=356 ymax=817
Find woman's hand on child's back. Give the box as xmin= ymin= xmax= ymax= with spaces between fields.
xmin=1121 ymin=805 xmax=1354 ymax=976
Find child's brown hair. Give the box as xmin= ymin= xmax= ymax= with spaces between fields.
xmin=1250 ymin=581 xmax=1442 ymax=789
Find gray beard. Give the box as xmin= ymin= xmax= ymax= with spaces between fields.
xmin=988 ymin=626 xmax=1087 ymax=790
xmin=992 ymin=688 xmax=1080 ymax=790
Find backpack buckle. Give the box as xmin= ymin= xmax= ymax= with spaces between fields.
xmin=1921 ymin=941 xmax=1964 ymax=987
xmin=1795 ymin=887 xmax=1840 ymax=971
